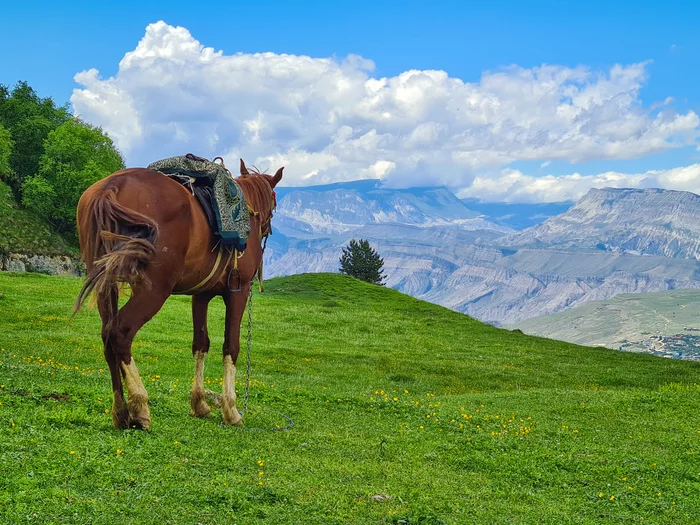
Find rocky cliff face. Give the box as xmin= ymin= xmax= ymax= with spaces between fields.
xmin=504 ymin=188 xmax=700 ymax=259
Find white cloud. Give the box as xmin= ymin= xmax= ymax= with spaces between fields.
xmin=359 ymin=160 xmax=397 ymax=180
xmin=459 ymin=164 xmax=700 ymax=203
xmin=71 ymin=20 xmax=699 ymax=194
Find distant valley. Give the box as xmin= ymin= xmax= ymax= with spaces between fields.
xmin=510 ymin=289 xmax=700 ymax=361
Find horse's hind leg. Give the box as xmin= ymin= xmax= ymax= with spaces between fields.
xmin=99 ymin=285 xmax=129 ymax=429
xmin=106 ymin=284 xmax=170 ymax=430
xmin=190 ymin=293 xmax=213 ymax=418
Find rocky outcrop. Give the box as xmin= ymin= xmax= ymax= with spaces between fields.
xmin=1 ymin=253 xmax=85 ymax=277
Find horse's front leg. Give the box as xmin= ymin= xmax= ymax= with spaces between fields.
xmin=190 ymin=293 xmax=213 ymax=418
xmin=220 ymin=284 xmax=250 ymax=425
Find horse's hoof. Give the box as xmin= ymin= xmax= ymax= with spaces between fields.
xmin=222 ymin=409 xmax=243 ymax=426
xmin=112 ymin=396 xmax=130 ymax=429
xmin=189 ymin=404 xmax=211 ymax=418
xmin=128 ymin=415 xmax=151 ymax=431
xmin=113 ymin=417 xmax=130 ymax=430
xmin=190 ymin=391 xmax=212 ymax=418
xmin=112 ymin=409 xmax=130 ymax=430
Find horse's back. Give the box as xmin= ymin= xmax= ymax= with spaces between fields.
xmin=77 ymin=168 xmax=211 ymax=280
xmin=81 ymin=168 xmax=194 ymax=224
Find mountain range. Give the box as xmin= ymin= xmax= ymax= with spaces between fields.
xmin=264 ymin=180 xmax=700 ymax=326
xmin=504 ymin=187 xmax=700 ymax=259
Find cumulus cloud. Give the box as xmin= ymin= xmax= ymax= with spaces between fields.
xmin=459 ymin=164 xmax=700 ymax=203
xmin=71 ymin=21 xmax=699 ymax=195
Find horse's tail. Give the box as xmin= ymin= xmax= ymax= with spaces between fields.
xmin=73 ymin=186 xmax=159 ymax=321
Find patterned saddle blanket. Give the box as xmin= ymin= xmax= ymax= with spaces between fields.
xmin=147 ymin=154 xmax=250 ymax=251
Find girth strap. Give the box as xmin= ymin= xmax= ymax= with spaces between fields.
xmin=178 ymin=246 xmax=235 ymax=294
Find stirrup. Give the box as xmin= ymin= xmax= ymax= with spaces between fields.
xmin=227 ymin=267 xmax=241 ymax=292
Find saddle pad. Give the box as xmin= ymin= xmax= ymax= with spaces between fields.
xmin=147 ymin=154 xmax=251 ymax=251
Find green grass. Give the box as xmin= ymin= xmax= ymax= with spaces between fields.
xmin=0 ymin=180 xmax=76 ymax=256
xmin=1 ymin=271 xmax=699 ymax=524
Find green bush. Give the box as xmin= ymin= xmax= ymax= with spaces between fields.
xmin=0 ymin=81 xmax=70 ymax=197
xmin=0 ymin=181 xmax=75 ymax=256
xmin=0 ymin=124 xmax=12 ymax=178
xmin=22 ymin=119 xmax=124 ymax=236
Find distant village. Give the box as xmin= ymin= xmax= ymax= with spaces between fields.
xmin=618 ymin=329 xmax=700 ymax=361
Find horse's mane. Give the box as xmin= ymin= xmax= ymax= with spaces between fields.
xmin=235 ymin=168 xmax=276 ymax=221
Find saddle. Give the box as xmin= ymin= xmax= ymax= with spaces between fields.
xmin=147 ymin=154 xmax=251 ymax=252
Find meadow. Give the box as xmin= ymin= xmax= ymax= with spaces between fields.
xmin=1 ymin=271 xmax=699 ymax=524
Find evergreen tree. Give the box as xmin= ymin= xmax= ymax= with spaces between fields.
xmin=339 ymin=239 xmax=386 ymax=285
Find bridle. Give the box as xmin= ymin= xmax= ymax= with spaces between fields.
xmin=248 ymin=182 xmax=276 ymax=253
xmin=261 ymin=188 xmax=276 ymax=246
xmin=242 ymin=176 xmax=276 ymax=293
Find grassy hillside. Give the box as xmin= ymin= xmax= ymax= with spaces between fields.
xmin=0 ymin=180 xmax=77 ymax=256
xmin=511 ymin=289 xmax=700 ymax=359
xmin=1 ymin=272 xmax=699 ymax=524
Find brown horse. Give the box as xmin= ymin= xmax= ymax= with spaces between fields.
xmin=73 ymin=159 xmax=283 ymax=430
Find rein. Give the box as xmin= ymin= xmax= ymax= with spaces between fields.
xmin=237 ymin=281 xmax=295 ymax=432
xmin=199 ymin=180 xmax=289 ymax=431
xmin=227 ymin=165 xmax=289 ymax=430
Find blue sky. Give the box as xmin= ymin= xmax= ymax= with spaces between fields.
xmin=3 ymin=1 xmax=698 ymax=106
xmin=2 ymin=0 xmax=699 ymax=201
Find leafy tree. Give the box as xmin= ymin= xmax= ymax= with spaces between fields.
xmin=0 ymin=81 xmax=70 ymax=196
xmin=22 ymin=118 xmax=124 ymax=236
xmin=0 ymin=124 xmax=13 ymax=178
xmin=339 ymin=239 xmax=386 ymax=285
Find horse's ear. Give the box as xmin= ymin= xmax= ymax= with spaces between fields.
xmin=240 ymin=159 xmax=250 ymax=176
xmin=271 ymin=167 xmax=284 ymax=188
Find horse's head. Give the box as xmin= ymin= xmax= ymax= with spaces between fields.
xmin=239 ymin=158 xmax=283 ymax=190
xmin=238 ymin=159 xmax=284 ymax=238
